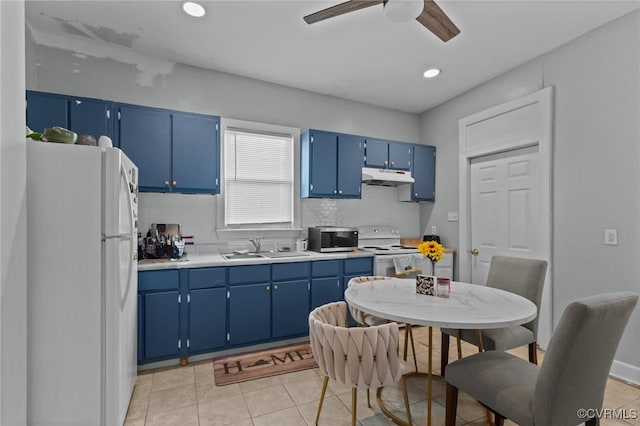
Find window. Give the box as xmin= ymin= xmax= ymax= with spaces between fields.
xmin=224 ymin=127 xmax=294 ymax=226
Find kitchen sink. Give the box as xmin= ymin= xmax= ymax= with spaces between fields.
xmin=221 ymin=251 xmax=311 ymax=260
xmin=221 ymin=252 xmax=265 ymax=260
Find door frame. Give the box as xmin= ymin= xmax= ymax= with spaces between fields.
xmin=458 ymin=86 xmax=553 ymax=345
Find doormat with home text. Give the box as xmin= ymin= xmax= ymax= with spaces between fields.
xmin=213 ymin=343 xmax=317 ymax=385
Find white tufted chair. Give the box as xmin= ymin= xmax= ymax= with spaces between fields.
xmin=347 ymin=276 xmax=418 ymax=372
xmin=309 ymin=301 xmax=412 ymax=426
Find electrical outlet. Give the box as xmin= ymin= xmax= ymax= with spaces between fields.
xmin=447 ymin=211 xmax=459 ymax=222
xmin=604 ymin=229 xmax=618 ymax=246
xmin=431 ymin=225 xmax=437 ymax=234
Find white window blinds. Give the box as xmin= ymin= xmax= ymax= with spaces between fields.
xmin=224 ymin=129 xmax=294 ymax=226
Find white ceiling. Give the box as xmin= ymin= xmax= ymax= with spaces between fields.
xmin=25 ymin=0 xmax=639 ymax=114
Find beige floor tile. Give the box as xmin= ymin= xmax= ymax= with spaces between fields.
xmin=126 ymin=391 xmax=150 ymax=421
xmin=145 ymin=405 xmax=199 ymax=426
xmin=243 ymin=384 xmax=296 ymax=417
xmin=226 ymin=420 xmax=254 ymax=426
xmin=238 ymin=375 xmax=282 ymax=393
xmin=434 ymin=391 xmax=487 ymax=423
xmin=251 ymin=406 xmax=307 ymax=426
xmin=136 ymin=373 xmax=154 ymax=388
xmin=198 ymin=394 xmax=251 ymax=426
xmin=152 ymin=366 xmax=195 ymax=392
xmin=297 ymin=395 xmax=353 ymax=426
xmin=335 ymin=388 xmax=385 ymax=421
xmin=197 ymin=381 xmax=243 ymax=404
xmin=621 ymin=398 xmax=640 ymax=426
xmin=283 ymin=375 xmax=333 ymax=406
xmin=407 ymin=397 xmax=466 ymax=426
xmin=124 ymin=417 xmax=146 ymax=426
xmin=327 ymin=377 xmax=354 ymax=396
xmin=147 ymin=383 xmax=197 ymax=415
xmin=194 ymin=361 xmax=215 ymax=384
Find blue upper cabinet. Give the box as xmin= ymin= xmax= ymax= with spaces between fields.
xmin=337 ymin=134 xmax=365 ymax=197
xmin=403 ymin=144 xmax=436 ymax=202
xmin=117 ymin=104 xmax=172 ymax=191
xmin=172 ymin=113 xmax=220 ymax=194
xmin=365 ymin=138 xmax=412 ymax=170
xmin=117 ymin=103 xmax=220 ymax=194
xmin=26 ymin=91 xmax=110 ymax=139
xmin=301 ymin=129 xmax=363 ymax=199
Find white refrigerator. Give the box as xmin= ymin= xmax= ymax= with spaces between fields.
xmin=27 ymin=141 xmax=138 ymax=426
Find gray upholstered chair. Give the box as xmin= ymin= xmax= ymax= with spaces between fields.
xmin=444 ymin=292 xmax=639 ymax=426
xmin=347 ymin=275 xmax=418 ymax=371
xmin=309 ymin=301 xmax=412 ymax=426
xmin=440 ymin=256 xmax=548 ymax=373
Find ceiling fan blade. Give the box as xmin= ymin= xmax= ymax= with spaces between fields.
xmin=416 ymin=0 xmax=460 ymax=42
xmin=304 ymin=0 xmax=383 ymax=24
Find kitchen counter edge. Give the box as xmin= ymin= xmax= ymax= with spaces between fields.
xmin=138 ymin=250 xmax=374 ymax=271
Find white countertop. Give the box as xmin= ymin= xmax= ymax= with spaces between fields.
xmin=344 ymin=277 xmax=537 ymax=329
xmin=137 ymin=250 xmax=374 ymax=271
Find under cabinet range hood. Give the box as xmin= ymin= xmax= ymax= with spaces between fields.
xmin=361 ymin=167 xmax=415 ymax=186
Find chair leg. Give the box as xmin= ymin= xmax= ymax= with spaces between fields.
xmin=366 ymin=388 xmax=371 ymax=408
xmin=315 ymin=376 xmax=329 ymax=426
xmin=403 ymin=324 xmax=410 ymax=361
xmin=408 ymin=324 xmax=418 ymax=372
xmin=529 ymin=342 xmax=538 ymax=365
xmin=351 ymin=388 xmax=357 ymax=426
xmin=495 ymin=412 xmax=506 ymax=426
xmin=441 ymin=332 xmax=450 ymax=375
xmin=445 ymin=382 xmax=458 ymax=426
xmin=400 ymin=376 xmax=413 ymax=425
xmin=456 ymin=329 xmax=462 ymax=359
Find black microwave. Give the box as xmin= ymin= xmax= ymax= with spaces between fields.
xmin=308 ymin=227 xmax=358 ymax=253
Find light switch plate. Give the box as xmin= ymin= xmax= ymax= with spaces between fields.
xmin=604 ymin=229 xmax=618 ymax=245
xmin=447 ymin=211 xmax=459 ymax=222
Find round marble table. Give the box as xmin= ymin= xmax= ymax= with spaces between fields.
xmin=344 ymin=277 xmax=537 ymax=426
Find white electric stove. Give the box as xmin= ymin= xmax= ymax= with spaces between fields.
xmin=358 ymin=226 xmax=421 ymax=276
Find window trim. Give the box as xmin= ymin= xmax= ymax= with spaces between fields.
xmin=216 ymin=118 xmax=302 ymax=238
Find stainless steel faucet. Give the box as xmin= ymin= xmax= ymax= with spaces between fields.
xmin=249 ymin=237 xmax=262 ymax=253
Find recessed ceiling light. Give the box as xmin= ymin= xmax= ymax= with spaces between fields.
xmin=181 ymin=1 xmax=205 ymax=18
xmin=423 ymin=68 xmax=441 ymax=78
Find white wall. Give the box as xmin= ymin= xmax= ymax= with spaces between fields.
xmin=0 ymin=0 xmax=27 ymax=423
xmin=420 ymin=10 xmax=640 ymax=378
xmin=27 ymin=40 xmax=423 ymax=247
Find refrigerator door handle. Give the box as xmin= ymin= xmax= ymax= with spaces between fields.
xmin=119 ymin=163 xmax=137 ymax=310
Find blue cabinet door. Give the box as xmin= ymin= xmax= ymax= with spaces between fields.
xmin=412 ymin=144 xmax=436 ymax=201
xmin=118 ymin=104 xmax=171 ymax=191
xmin=26 ymin=91 xmax=68 ymax=133
xmin=272 ymin=280 xmax=309 ymax=338
xmin=364 ymin=138 xmax=388 ymax=168
xmin=389 ymin=142 xmax=412 ymax=170
xmin=337 ymin=134 xmax=364 ymax=197
xmin=309 ymin=130 xmax=338 ymax=197
xmin=69 ymin=97 xmax=108 ymax=138
xmin=137 ymin=294 xmax=143 ymax=364
xmin=189 ymin=287 xmax=227 ymax=353
xmin=172 ymin=113 xmax=220 ymax=194
xmin=229 ymin=283 xmax=271 ymax=346
xmin=311 ymin=277 xmax=343 ymax=310
xmin=144 ymin=291 xmax=180 ymax=360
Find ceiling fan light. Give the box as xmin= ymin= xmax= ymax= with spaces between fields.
xmin=181 ymin=1 xmax=206 ymax=18
xmin=423 ymin=68 xmax=441 ymax=78
xmin=384 ymin=0 xmax=424 ymax=23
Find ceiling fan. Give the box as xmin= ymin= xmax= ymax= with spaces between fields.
xmin=303 ymin=0 xmax=460 ymax=42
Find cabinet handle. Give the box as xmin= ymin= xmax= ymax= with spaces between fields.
xmin=172 ymin=180 xmax=177 ymax=186
xmin=274 ymin=284 xmax=278 ymax=290
xmin=164 ymin=180 xmax=170 ymax=186
xmin=333 ymin=189 xmax=337 ymax=194
xmin=384 ymin=160 xmax=388 ymax=166
xmin=265 ymin=285 xmax=271 ymax=291
xmin=391 ymin=161 xmax=395 ymax=166
xmin=338 ymin=190 xmax=342 ymax=194
xmin=415 ymin=192 xmax=418 ymax=197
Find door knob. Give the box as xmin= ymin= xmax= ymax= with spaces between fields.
xmin=470 ymin=248 xmax=479 ymax=256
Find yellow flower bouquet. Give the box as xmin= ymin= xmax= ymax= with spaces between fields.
xmin=417 ymin=240 xmax=445 ymax=275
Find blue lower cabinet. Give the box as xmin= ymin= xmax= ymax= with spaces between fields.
xmin=144 ymin=291 xmax=180 ymax=360
xmin=188 ymin=287 xmax=227 ymax=353
xmin=311 ymin=277 xmax=343 ymax=309
xmin=229 ymin=283 xmax=272 ymax=346
xmin=272 ymin=280 xmax=310 ymax=338
xmin=137 ymin=294 xmax=143 ymax=364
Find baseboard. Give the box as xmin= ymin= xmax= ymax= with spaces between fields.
xmin=610 ymin=359 xmax=640 ymax=386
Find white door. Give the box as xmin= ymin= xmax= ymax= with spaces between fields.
xmin=459 ymin=87 xmax=552 ymax=348
xmin=470 ymin=145 xmax=542 ymax=283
